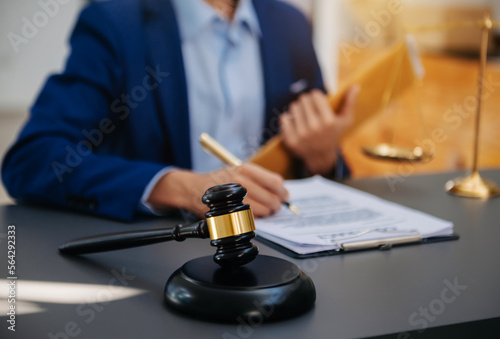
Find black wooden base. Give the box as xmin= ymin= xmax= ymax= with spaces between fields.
xmin=164 ymin=255 xmax=315 ymax=322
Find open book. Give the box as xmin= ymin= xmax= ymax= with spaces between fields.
xmin=254 ymin=176 xmax=454 ymax=256
xmin=250 ymin=36 xmax=424 ymax=179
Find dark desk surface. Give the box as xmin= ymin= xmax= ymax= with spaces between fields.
xmin=1 ymin=170 xmax=500 ymax=338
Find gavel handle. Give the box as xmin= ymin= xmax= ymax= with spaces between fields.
xmin=58 ymin=220 xmax=209 ymax=255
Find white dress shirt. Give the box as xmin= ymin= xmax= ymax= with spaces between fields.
xmin=172 ymin=0 xmax=264 ymax=172
xmin=140 ymin=0 xmax=265 ymax=213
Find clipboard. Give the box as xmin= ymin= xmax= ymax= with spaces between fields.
xmin=250 ymin=36 xmax=424 ymax=179
xmin=256 ymin=233 xmax=460 ymax=259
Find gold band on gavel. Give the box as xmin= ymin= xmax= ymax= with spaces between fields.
xmin=206 ymin=209 xmax=255 ymax=240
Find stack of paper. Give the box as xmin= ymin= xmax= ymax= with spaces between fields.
xmin=254 ymin=176 xmax=454 ymax=255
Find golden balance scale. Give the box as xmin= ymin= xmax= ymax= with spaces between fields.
xmin=363 ymin=14 xmax=500 ymax=199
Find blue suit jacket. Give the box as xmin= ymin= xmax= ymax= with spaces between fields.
xmin=2 ymin=0 xmax=336 ymax=221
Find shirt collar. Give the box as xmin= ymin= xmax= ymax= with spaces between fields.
xmin=171 ymin=0 xmax=262 ymax=41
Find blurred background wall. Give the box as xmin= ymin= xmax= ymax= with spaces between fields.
xmin=0 ymin=0 xmax=84 ymax=114
xmin=0 ymin=0 xmax=500 ymax=114
xmin=2 ymin=0 xmax=500 ymax=114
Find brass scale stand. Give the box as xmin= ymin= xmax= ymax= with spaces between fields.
xmin=363 ymin=14 xmax=500 ymax=199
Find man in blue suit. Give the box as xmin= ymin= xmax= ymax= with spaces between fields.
xmin=2 ymin=0 xmax=357 ymax=221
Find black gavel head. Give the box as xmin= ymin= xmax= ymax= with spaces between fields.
xmin=202 ymin=183 xmax=259 ymax=268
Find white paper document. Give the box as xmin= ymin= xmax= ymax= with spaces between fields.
xmin=254 ymin=176 xmax=454 ymax=255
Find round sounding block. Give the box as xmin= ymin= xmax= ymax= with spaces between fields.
xmin=164 ymin=255 xmax=316 ymax=322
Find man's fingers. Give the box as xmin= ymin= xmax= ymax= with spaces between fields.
xmin=338 ymin=85 xmax=360 ymax=121
xmin=236 ymin=164 xmax=289 ymax=202
xmin=244 ymin=198 xmax=274 ymax=218
xmin=298 ymin=92 xmax=320 ymax=130
xmin=280 ymin=113 xmax=293 ymax=135
xmin=147 ymin=165 xmax=291 ymax=219
xmin=289 ymin=101 xmax=307 ymax=137
xmin=310 ymin=89 xmax=334 ymax=124
xmin=280 ymin=113 xmax=302 ymax=157
xmin=243 ymin=177 xmax=282 ymax=213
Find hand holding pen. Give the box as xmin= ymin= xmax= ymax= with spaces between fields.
xmin=145 ymin=134 xmax=295 ymax=218
xmin=200 ymin=133 xmax=300 ymax=216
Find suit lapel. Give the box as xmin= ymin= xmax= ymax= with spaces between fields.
xmin=252 ymin=0 xmax=295 ymax=143
xmin=141 ymin=0 xmax=191 ymax=169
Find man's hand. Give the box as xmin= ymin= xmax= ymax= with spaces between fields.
xmin=147 ymin=163 xmax=289 ymax=218
xmin=280 ymin=87 xmax=359 ymax=176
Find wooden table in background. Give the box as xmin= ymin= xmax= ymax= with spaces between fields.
xmin=341 ymin=52 xmax=500 ymax=179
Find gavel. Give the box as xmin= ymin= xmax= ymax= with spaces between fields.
xmin=59 ymin=183 xmax=316 ymax=322
xmin=59 ymin=183 xmax=259 ymax=267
